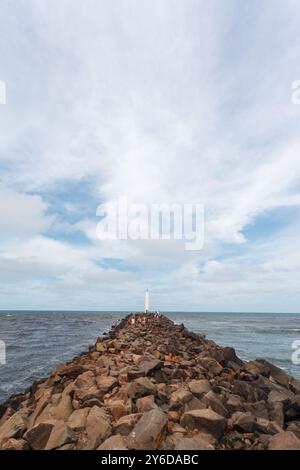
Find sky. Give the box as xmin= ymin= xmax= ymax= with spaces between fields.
xmin=0 ymin=0 xmax=300 ymax=312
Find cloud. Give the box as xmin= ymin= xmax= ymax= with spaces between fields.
xmin=0 ymin=0 xmax=300 ymax=310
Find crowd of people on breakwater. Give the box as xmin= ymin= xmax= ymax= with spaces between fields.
xmin=111 ymin=312 xmax=162 ymax=333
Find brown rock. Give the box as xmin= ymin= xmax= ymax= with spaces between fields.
xmin=0 ymin=438 xmax=29 ymax=450
xmin=180 ymin=409 xmax=226 ymax=439
xmin=108 ymin=399 xmax=132 ymax=420
xmin=56 ymin=363 xmax=85 ymax=379
xmin=24 ymin=420 xmax=57 ymax=450
xmin=74 ymin=370 xmax=99 ymax=401
xmin=268 ymin=431 xmax=300 ymax=450
xmin=114 ymin=413 xmax=142 ymax=435
xmin=188 ymin=379 xmax=211 ymax=398
xmin=268 ymin=389 xmax=293 ymax=408
xmin=169 ymin=389 xmax=193 ymax=410
xmin=256 ymin=359 xmax=290 ymax=387
xmin=45 ymin=420 xmax=77 ymax=450
xmin=96 ymin=376 xmax=118 ymax=393
xmin=229 ymin=411 xmax=255 ymax=433
xmin=255 ymin=417 xmax=282 ymax=435
xmin=202 ymin=390 xmax=228 ymax=417
xmin=0 ymin=410 xmax=28 ymax=442
xmin=136 ymin=395 xmax=157 ymax=413
xmin=171 ymin=432 xmax=215 ymax=450
xmin=85 ymin=406 xmax=111 ymax=449
xmin=226 ymin=394 xmax=244 ymax=414
xmin=67 ymin=408 xmax=89 ymax=432
xmin=127 ymin=408 xmax=168 ymax=450
xmin=97 ymin=434 xmax=128 ymax=450
xmin=127 ymin=377 xmax=156 ymax=399
xmin=137 ymin=357 xmax=163 ymax=375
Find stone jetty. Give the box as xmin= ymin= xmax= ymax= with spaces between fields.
xmin=1 ymin=313 xmax=300 ymax=450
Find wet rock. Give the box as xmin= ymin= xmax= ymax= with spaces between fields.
xmin=268 ymin=431 xmax=300 ymax=450
xmin=127 ymin=408 xmax=168 ymax=450
xmin=180 ymin=409 xmax=226 ymax=439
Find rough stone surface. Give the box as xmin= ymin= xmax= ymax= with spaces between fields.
xmin=127 ymin=408 xmax=168 ymax=450
xmin=268 ymin=431 xmax=300 ymax=450
xmin=85 ymin=406 xmax=111 ymax=449
xmin=180 ymin=409 xmax=226 ymax=439
xmin=24 ymin=420 xmax=56 ymax=450
xmin=1 ymin=312 xmax=300 ymax=451
xmin=97 ymin=434 xmax=128 ymax=450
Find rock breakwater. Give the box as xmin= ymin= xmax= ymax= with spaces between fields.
xmin=1 ymin=313 xmax=300 ymax=450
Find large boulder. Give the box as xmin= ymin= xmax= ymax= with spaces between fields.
xmin=56 ymin=363 xmax=86 ymax=379
xmin=127 ymin=377 xmax=156 ymax=399
xmin=97 ymin=434 xmax=128 ymax=450
xmin=0 ymin=410 xmax=28 ymax=442
xmin=85 ymin=406 xmax=111 ymax=449
xmin=137 ymin=357 xmax=163 ymax=376
xmin=96 ymin=376 xmax=118 ymax=394
xmin=127 ymin=408 xmax=168 ymax=450
xmin=24 ymin=420 xmax=57 ymax=450
xmin=136 ymin=395 xmax=158 ymax=413
xmin=256 ymin=359 xmax=290 ymax=388
xmin=74 ymin=371 xmax=99 ymax=402
xmin=188 ymin=380 xmax=211 ymax=398
xmin=228 ymin=411 xmax=255 ymax=433
xmin=67 ymin=408 xmax=89 ymax=432
xmin=108 ymin=399 xmax=132 ymax=420
xmin=180 ymin=409 xmax=226 ymax=439
xmin=169 ymin=389 xmax=193 ymax=410
xmin=0 ymin=438 xmax=29 ymax=450
xmin=202 ymin=391 xmax=228 ymax=418
xmin=45 ymin=420 xmax=77 ymax=450
xmin=169 ymin=432 xmax=215 ymax=450
xmin=114 ymin=413 xmax=142 ymax=435
xmin=268 ymin=431 xmax=300 ymax=450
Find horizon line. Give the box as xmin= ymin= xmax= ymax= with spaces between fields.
xmin=0 ymin=309 xmax=299 ymax=315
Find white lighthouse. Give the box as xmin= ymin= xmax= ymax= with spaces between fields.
xmin=144 ymin=289 xmax=149 ymax=313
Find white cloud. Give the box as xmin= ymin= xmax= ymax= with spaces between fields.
xmin=0 ymin=0 xmax=300 ymax=310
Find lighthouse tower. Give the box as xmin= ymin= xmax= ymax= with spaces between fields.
xmin=144 ymin=289 xmax=149 ymax=313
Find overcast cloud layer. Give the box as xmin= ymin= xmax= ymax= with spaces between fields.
xmin=0 ymin=0 xmax=300 ymax=312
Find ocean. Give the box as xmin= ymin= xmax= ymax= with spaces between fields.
xmin=0 ymin=311 xmax=300 ymax=403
